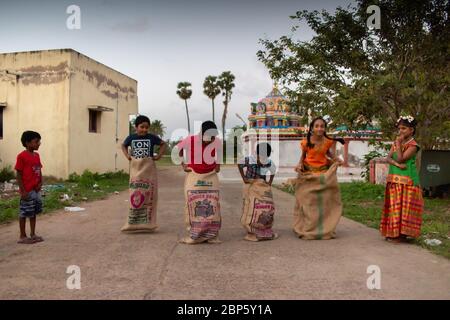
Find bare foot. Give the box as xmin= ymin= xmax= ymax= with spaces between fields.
xmin=30 ymin=235 xmax=44 ymax=243
xmin=385 ymin=237 xmax=402 ymax=243
xmin=17 ymin=237 xmax=35 ymax=244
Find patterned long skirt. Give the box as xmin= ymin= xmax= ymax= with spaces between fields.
xmin=380 ymin=182 xmax=424 ymax=238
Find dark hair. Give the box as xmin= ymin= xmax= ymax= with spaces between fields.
xmin=396 ymin=118 xmax=417 ymax=135
xmin=21 ymin=131 xmax=41 ymax=147
xmin=306 ymin=116 xmax=345 ymax=148
xmin=201 ymin=121 xmax=218 ymax=136
xmin=135 ymin=115 xmax=151 ymax=127
xmin=256 ymin=142 xmax=272 ymax=157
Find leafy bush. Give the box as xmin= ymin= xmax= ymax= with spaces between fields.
xmin=360 ymin=151 xmax=385 ymax=182
xmin=0 ymin=166 xmax=15 ymax=183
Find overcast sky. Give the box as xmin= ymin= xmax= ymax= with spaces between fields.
xmin=0 ymin=0 xmax=353 ymax=140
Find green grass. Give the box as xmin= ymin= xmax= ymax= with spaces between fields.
xmin=275 ymin=182 xmax=450 ymax=259
xmin=0 ymin=170 xmax=129 ymax=224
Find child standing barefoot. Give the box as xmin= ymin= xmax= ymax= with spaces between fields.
xmin=15 ymin=131 xmax=44 ymax=244
xmin=381 ymin=116 xmax=424 ymax=243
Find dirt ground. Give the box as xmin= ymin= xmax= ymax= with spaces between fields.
xmin=0 ymin=166 xmax=449 ymax=300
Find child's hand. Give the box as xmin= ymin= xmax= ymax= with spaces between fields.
xmin=397 ymin=163 xmax=407 ymax=170
xmin=295 ymin=164 xmax=304 ymax=173
xmin=127 ymin=155 xmax=132 ymax=161
xmin=243 ymin=178 xmax=251 ymax=184
xmin=395 ymin=135 xmax=404 ymax=147
xmin=153 ymin=155 xmax=162 ymax=161
xmin=215 ymin=165 xmax=220 ymax=173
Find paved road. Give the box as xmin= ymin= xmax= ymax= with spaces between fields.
xmin=0 ymin=166 xmax=449 ymax=299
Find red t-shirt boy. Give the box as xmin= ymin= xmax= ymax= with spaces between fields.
xmin=15 ymin=131 xmax=44 ymax=244
xmin=177 ymin=121 xmax=222 ymax=174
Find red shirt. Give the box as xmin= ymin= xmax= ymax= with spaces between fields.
xmin=15 ymin=151 xmax=43 ymax=192
xmin=177 ymin=134 xmax=221 ymax=174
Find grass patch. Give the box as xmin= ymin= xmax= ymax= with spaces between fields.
xmin=275 ymin=181 xmax=450 ymax=259
xmin=0 ymin=170 xmax=129 ymax=224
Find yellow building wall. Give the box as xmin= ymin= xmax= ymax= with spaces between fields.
xmin=0 ymin=50 xmax=71 ymax=179
xmin=68 ymin=51 xmax=138 ymax=176
xmin=0 ymin=49 xmax=138 ymax=179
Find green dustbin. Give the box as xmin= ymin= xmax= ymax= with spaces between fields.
xmin=419 ymin=150 xmax=450 ymax=196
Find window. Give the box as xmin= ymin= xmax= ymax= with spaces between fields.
xmin=89 ymin=110 xmax=101 ymax=133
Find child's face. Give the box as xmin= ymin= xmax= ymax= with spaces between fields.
xmin=313 ymin=120 xmax=326 ymax=136
xmin=136 ymin=122 xmax=149 ymax=135
xmin=202 ymin=134 xmax=216 ymax=145
xmin=397 ymin=124 xmax=413 ymax=139
xmin=257 ymin=154 xmax=269 ymax=164
xmin=26 ymin=138 xmax=41 ymax=151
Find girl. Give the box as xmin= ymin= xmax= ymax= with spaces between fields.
xmin=380 ymin=116 xmax=424 ymax=243
xmin=292 ymin=117 xmax=345 ymax=240
xmin=296 ymin=117 xmax=345 ymax=174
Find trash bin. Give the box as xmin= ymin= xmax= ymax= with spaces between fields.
xmin=419 ymin=150 xmax=450 ymax=197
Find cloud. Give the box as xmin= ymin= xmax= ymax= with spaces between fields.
xmin=110 ymin=17 xmax=150 ymax=33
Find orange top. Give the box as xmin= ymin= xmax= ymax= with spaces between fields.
xmin=301 ymin=138 xmax=335 ymax=168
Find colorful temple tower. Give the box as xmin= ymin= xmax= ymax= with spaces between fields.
xmin=247 ymin=85 xmax=303 ymax=134
xmin=242 ymin=86 xmax=306 ymax=168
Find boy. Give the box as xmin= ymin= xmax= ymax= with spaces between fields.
xmin=238 ymin=142 xmax=276 ymax=185
xmin=238 ymin=142 xmax=278 ymax=241
xmin=15 ymin=131 xmax=44 ymax=244
xmin=177 ymin=120 xmax=221 ymax=174
xmin=120 ymin=115 xmax=167 ymax=232
xmin=122 ymin=115 xmax=167 ymax=161
xmin=176 ymin=121 xmax=222 ymax=244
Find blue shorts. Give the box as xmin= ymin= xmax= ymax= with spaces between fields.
xmin=19 ymin=190 xmax=43 ymax=218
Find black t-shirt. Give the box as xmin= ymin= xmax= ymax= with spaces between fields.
xmin=123 ymin=133 xmax=163 ymax=159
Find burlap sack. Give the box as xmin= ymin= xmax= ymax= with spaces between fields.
xmin=121 ymin=157 xmax=158 ymax=232
xmin=241 ymin=179 xmax=276 ymax=241
xmin=180 ymin=171 xmax=221 ymax=244
xmin=291 ymin=163 xmax=342 ymax=240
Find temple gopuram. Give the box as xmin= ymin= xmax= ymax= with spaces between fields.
xmin=242 ymin=86 xmax=305 ymax=168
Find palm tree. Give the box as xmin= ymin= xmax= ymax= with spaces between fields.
xmin=149 ymin=119 xmax=166 ymax=138
xmin=176 ymin=82 xmax=192 ymax=133
xmin=218 ymin=71 xmax=235 ymax=142
xmin=203 ymin=76 xmax=221 ymax=122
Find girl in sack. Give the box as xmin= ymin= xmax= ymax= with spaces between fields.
xmin=292 ymin=116 xmax=345 ymax=240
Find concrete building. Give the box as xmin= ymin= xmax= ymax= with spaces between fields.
xmin=0 ymin=49 xmax=138 ymax=179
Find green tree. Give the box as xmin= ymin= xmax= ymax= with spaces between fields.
xmin=149 ymin=119 xmax=166 ymax=138
xmin=218 ymin=71 xmax=236 ymax=142
xmin=203 ymin=75 xmax=221 ymax=123
xmin=257 ymin=0 xmax=450 ymax=149
xmin=176 ymin=82 xmax=193 ymax=134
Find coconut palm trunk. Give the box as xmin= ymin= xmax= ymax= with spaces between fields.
xmin=184 ymin=99 xmax=191 ymax=133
